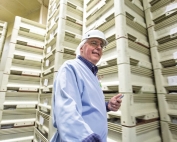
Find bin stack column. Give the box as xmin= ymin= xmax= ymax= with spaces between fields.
xmin=143 ymin=0 xmax=177 ymax=141
xmin=35 ymin=0 xmax=84 ymax=141
xmin=84 ymin=0 xmax=161 ymax=141
xmin=0 ymin=16 xmax=45 ymax=142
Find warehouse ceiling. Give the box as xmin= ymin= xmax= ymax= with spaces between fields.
xmin=0 ymin=0 xmax=49 ymax=24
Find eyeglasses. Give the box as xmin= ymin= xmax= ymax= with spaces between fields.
xmin=87 ymin=40 xmax=105 ymax=49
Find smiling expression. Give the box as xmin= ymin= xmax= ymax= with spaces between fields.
xmin=80 ymin=38 xmax=103 ymax=65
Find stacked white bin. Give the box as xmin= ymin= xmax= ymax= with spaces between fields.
xmin=143 ymin=0 xmax=177 ymax=142
xmin=85 ymin=0 xmax=161 ymax=142
xmin=0 ymin=16 xmax=45 ymax=142
xmin=0 ymin=20 xmax=7 ymax=59
xmin=34 ymin=0 xmax=84 ymax=141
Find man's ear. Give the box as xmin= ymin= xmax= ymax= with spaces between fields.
xmin=80 ymin=45 xmax=84 ymax=53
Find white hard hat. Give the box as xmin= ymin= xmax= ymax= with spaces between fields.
xmin=75 ymin=30 xmax=108 ymax=57
xmin=82 ymin=30 xmax=108 ymax=47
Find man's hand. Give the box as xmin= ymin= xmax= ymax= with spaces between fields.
xmin=108 ymin=94 xmax=123 ymax=111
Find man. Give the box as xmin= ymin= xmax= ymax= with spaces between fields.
xmin=51 ymin=30 xmax=122 ymax=142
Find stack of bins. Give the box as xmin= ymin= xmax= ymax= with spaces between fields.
xmin=0 ymin=20 xmax=7 ymax=60
xmin=85 ymin=0 xmax=161 ymax=142
xmin=143 ymin=0 xmax=177 ymax=141
xmin=34 ymin=0 xmax=84 ymax=141
xmin=0 ymin=16 xmax=45 ymax=142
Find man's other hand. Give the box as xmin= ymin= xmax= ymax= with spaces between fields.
xmin=108 ymin=94 xmax=122 ymax=111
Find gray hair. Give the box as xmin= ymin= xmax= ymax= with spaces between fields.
xmin=75 ymin=39 xmax=87 ymax=57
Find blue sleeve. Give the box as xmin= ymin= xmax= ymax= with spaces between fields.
xmin=53 ymin=65 xmax=93 ymax=141
xmin=82 ymin=133 xmax=102 ymax=142
xmin=105 ymin=102 xmax=110 ymax=112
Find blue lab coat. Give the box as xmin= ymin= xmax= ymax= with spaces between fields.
xmin=51 ymin=58 xmax=107 ymax=142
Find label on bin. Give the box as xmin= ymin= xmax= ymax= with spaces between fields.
xmin=100 ymin=61 xmax=108 ymax=66
xmin=39 ymin=115 xmax=44 ymax=125
xmin=96 ymin=19 xmax=106 ymax=28
xmin=98 ymin=1 xmax=105 ymax=10
xmin=173 ymin=51 xmax=177 ymax=59
xmin=44 ymin=99 xmax=48 ymax=106
xmin=47 ymin=46 xmax=51 ymax=53
xmin=76 ymin=6 xmax=83 ymax=11
xmin=170 ymin=27 xmax=177 ymax=35
xmin=45 ymin=60 xmax=49 ymax=66
xmin=44 ymin=79 xmax=48 ymax=86
xmin=167 ymin=76 xmax=177 ymax=85
xmin=166 ymin=2 xmax=177 ymax=12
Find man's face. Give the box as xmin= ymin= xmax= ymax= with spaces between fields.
xmin=80 ymin=38 xmax=103 ymax=65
